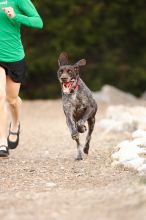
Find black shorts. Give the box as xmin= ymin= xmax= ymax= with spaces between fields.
xmin=0 ymin=58 xmax=27 ymax=83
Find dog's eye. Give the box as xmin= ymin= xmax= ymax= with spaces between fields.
xmin=59 ymin=69 xmax=63 ymax=74
xmin=67 ymin=70 xmax=72 ymax=74
xmin=74 ymin=67 xmax=79 ymax=72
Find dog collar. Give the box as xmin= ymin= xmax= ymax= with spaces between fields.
xmin=70 ymin=78 xmax=80 ymax=93
xmin=74 ymin=78 xmax=80 ymax=92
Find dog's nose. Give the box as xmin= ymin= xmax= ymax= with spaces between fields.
xmin=61 ymin=76 xmax=68 ymax=82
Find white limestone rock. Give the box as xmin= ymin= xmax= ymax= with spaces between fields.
xmin=112 ymin=142 xmax=143 ymax=162
xmin=132 ymin=129 xmax=146 ymax=139
xmin=93 ymin=85 xmax=137 ymax=105
xmin=99 ymin=105 xmax=146 ymax=132
xmin=112 ymin=130 xmax=146 ymax=174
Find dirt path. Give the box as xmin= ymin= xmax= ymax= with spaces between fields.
xmin=0 ymin=100 xmax=146 ymax=220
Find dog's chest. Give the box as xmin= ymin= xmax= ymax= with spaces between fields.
xmin=63 ymin=92 xmax=87 ymax=114
xmin=72 ymin=93 xmax=87 ymax=116
xmin=71 ymin=92 xmax=77 ymax=101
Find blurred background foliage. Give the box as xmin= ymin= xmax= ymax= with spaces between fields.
xmin=21 ymin=0 xmax=146 ymax=99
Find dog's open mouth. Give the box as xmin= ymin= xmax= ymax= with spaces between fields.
xmin=62 ymin=80 xmax=75 ymax=93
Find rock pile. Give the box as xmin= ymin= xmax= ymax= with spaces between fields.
xmin=93 ymin=84 xmax=137 ymax=105
xmin=95 ymin=85 xmax=146 ymax=175
xmin=99 ymin=105 xmax=146 ymax=132
xmin=112 ymin=129 xmax=146 ymax=175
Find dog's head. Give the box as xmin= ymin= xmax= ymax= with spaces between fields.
xmin=57 ymin=52 xmax=86 ymax=94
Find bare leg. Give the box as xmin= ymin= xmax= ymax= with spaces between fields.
xmin=6 ymin=76 xmax=21 ymax=142
xmin=0 ymin=67 xmax=7 ymax=146
xmin=83 ymin=117 xmax=95 ymax=154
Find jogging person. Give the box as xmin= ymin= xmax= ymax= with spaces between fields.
xmin=0 ymin=0 xmax=43 ymax=157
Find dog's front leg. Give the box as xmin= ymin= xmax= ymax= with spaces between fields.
xmin=66 ymin=115 xmax=83 ymax=160
xmin=74 ymin=135 xmax=83 ymax=160
xmin=66 ymin=114 xmax=78 ymax=138
xmin=77 ymin=107 xmax=95 ymax=130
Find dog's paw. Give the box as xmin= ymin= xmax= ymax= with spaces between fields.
xmin=77 ymin=120 xmax=87 ymax=133
xmin=75 ymin=152 xmax=83 ymax=160
xmin=77 ymin=125 xmax=87 ymax=133
xmin=83 ymin=146 xmax=89 ymax=154
xmin=75 ymin=156 xmax=83 ymax=161
xmin=75 ymin=150 xmax=88 ymax=160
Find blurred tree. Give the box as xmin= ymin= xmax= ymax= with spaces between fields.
xmin=21 ymin=0 xmax=146 ymax=99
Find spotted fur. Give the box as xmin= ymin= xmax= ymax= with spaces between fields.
xmin=57 ymin=52 xmax=97 ymax=160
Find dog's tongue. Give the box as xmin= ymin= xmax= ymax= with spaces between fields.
xmin=63 ymin=82 xmax=73 ymax=93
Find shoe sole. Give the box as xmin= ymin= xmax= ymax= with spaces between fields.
xmin=0 ymin=151 xmax=9 ymax=157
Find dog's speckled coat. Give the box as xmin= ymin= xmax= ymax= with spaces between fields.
xmin=57 ymin=52 xmax=97 ymax=160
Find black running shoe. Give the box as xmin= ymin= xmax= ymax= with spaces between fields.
xmin=8 ymin=123 xmax=20 ymax=149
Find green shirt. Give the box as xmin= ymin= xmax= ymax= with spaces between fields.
xmin=0 ymin=0 xmax=43 ymax=62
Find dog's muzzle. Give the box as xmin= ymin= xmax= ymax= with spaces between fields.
xmin=61 ymin=79 xmax=80 ymax=94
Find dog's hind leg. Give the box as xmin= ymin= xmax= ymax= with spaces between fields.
xmin=83 ymin=117 xmax=95 ymax=155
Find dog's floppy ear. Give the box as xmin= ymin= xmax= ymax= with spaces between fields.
xmin=58 ymin=52 xmax=69 ymax=66
xmin=75 ymin=59 xmax=86 ymax=67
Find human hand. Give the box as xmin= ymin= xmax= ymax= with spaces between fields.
xmin=2 ymin=7 xmax=15 ymax=18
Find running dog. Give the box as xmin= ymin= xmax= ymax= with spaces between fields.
xmin=57 ymin=52 xmax=97 ymax=160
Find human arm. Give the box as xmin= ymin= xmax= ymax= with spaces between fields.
xmin=3 ymin=0 xmax=43 ymax=29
